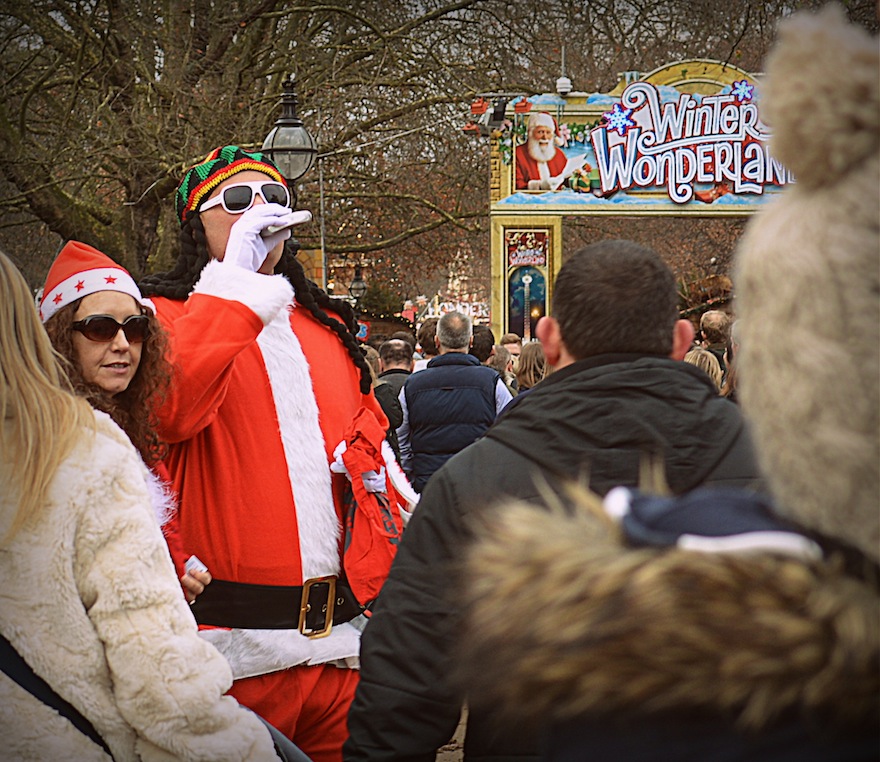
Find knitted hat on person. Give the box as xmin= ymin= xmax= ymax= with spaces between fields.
xmin=39 ymin=240 xmax=151 ymax=322
xmin=528 ymin=112 xmax=564 ymax=147
xmin=175 ymin=145 xmax=287 ymax=225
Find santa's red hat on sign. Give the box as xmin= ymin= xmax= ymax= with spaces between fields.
xmin=528 ymin=112 xmax=565 ymax=147
xmin=39 ymin=240 xmax=152 ymax=322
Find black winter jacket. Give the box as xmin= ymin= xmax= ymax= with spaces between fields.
xmin=344 ymin=354 xmax=765 ymax=762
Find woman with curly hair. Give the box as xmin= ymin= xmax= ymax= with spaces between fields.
xmin=2 ymin=249 xmax=277 ymax=760
xmin=40 ymin=241 xmax=207 ymax=596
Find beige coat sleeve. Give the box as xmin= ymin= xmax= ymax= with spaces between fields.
xmin=73 ymin=425 xmax=277 ymax=761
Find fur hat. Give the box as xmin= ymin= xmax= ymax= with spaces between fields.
xmin=40 ymin=241 xmax=152 ymax=322
xmin=175 ymin=145 xmax=286 ymax=224
xmin=735 ymin=5 xmax=880 ymax=561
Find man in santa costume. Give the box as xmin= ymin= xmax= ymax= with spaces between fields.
xmin=515 ymin=111 xmax=568 ymax=190
xmin=138 ymin=145 xmax=414 ymax=762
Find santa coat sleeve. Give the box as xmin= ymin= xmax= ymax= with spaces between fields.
xmin=154 ymin=260 xmax=294 ymax=443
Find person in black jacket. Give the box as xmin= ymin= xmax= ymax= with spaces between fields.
xmin=461 ymin=9 xmax=880 ymax=758
xmin=344 ymin=240 xmax=765 ymax=761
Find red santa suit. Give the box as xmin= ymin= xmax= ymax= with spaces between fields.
xmin=515 ymin=142 xmax=567 ymax=189
xmin=151 ymin=258 xmax=394 ymax=759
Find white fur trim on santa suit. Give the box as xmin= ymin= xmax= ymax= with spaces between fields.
xmin=143 ymin=467 xmax=175 ymax=528
xmin=257 ymin=306 xmax=340 ymax=579
xmin=191 ymin=259 xmax=294 ymax=325
xmin=382 ymin=440 xmax=419 ymax=523
xmin=193 ymin=290 xmax=363 ymax=679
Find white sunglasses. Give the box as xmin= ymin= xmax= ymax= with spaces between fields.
xmin=199 ymin=181 xmax=291 ymax=214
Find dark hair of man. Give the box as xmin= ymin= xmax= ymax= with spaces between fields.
xmin=44 ymin=300 xmax=172 ymax=465
xmin=390 ymin=330 xmax=416 ymax=351
xmin=379 ymin=339 xmax=413 ymax=366
xmin=139 ymin=214 xmax=373 ymax=394
xmin=416 ymin=318 xmax=439 ymax=357
xmin=469 ymin=324 xmax=496 ymax=362
xmin=554 ymin=240 xmax=678 ymax=359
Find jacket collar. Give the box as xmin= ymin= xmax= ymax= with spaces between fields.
xmin=427 ymin=352 xmax=481 ymax=368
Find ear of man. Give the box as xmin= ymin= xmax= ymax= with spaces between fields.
xmin=670 ymin=319 xmax=695 ymax=361
xmin=536 ymin=317 xmax=575 ymax=369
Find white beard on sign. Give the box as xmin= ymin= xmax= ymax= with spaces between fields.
xmin=528 ymin=137 xmax=557 ymax=164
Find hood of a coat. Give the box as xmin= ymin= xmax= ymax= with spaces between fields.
xmin=461 ymin=490 xmax=879 ymax=733
xmin=486 ymin=355 xmax=747 ymax=495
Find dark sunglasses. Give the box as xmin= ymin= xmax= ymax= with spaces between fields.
xmin=72 ymin=314 xmax=150 ymax=343
xmin=199 ymin=181 xmax=291 ymax=214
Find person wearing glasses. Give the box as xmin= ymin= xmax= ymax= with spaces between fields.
xmin=136 ymin=145 xmax=409 ymax=762
xmin=1 ymin=249 xmax=278 ymax=760
xmin=39 ymin=240 xmax=211 ymax=600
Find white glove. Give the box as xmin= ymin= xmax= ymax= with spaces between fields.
xmin=222 ymin=203 xmax=296 ymax=272
xmin=331 ymin=440 xmax=387 ymax=493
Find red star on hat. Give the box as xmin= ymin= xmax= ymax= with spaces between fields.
xmin=39 ymin=240 xmax=148 ymax=323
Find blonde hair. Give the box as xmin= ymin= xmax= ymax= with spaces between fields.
xmin=684 ymin=347 xmax=723 ymax=391
xmin=515 ymin=341 xmax=547 ymax=391
xmin=0 ymin=251 xmax=94 ymax=542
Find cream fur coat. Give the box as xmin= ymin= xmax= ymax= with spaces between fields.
xmin=0 ymin=410 xmax=276 ymax=761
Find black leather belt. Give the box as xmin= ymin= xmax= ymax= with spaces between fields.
xmin=190 ymin=577 xmax=364 ymax=638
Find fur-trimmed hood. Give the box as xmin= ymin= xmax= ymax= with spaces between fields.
xmin=461 ymin=489 xmax=879 ymax=732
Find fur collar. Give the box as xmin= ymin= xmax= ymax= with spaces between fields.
xmin=462 ymin=493 xmax=879 ymax=731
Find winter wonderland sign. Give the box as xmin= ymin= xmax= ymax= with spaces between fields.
xmin=477 ymin=59 xmax=789 ymax=214
xmin=591 ymin=80 xmax=789 ymax=203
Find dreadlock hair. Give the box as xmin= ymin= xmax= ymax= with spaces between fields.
xmin=139 ymin=214 xmax=373 ymax=395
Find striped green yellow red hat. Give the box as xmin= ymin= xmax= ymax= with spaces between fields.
xmin=176 ymin=145 xmax=286 ymax=225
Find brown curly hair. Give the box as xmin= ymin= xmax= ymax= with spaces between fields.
xmin=44 ymin=299 xmax=173 ymax=465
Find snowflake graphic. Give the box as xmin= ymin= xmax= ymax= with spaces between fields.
xmin=603 ymin=103 xmax=636 ymax=136
xmin=731 ymin=80 xmax=754 ymax=103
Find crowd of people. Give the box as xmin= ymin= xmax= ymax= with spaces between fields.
xmin=0 ymin=6 xmax=877 ymax=762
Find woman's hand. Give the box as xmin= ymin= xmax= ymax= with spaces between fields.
xmin=181 ymin=567 xmax=212 ymax=604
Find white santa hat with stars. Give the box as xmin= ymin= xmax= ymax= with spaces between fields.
xmin=528 ymin=112 xmax=565 ymax=147
xmin=39 ymin=240 xmax=152 ymax=322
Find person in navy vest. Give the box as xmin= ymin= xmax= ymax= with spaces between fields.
xmin=397 ymin=311 xmax=512 ymax=492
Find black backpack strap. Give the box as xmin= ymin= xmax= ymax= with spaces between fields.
xmin=0 ymin=631 xmax=112 ymax=758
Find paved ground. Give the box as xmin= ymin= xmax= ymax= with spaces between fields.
xmin=436 ymin=709 xmax=466 ymax=761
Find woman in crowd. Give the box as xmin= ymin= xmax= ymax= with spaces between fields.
xmin=0 ymin=249 xmax=276 ymax=760
xmin=515 ymin=340 xmax=547 ymax=391
xmin=40 ymin=240 xmax=209 ymax=598
xmin=684 ymin=345 xmax=723 ymax=391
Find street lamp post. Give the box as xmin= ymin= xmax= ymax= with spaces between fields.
xmin=261 ymin=74 xmax=320 ymax=280
xmin=349 ymin=265 xmax=367 ymax=308
xmin=261 ymin=74 xmax=317 ymax=201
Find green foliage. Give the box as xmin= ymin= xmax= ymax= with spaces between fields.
xmin=358 ymin=280 xmax=403 ymax=318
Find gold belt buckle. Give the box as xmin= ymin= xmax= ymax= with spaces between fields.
xmin=299 ymin=576 xmax=337 ymax=639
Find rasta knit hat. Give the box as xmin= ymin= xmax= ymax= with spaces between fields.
xmin=175 ymin=145 xmax=286 ymax=225
xmin=40 ymin=240 xmax=152 ymax=322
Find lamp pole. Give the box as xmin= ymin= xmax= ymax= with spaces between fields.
xmin=261 ymin=73 xmax=319 ymax=279
xmin=261 ymin=74 xmax=317 ymax=205
xmin=349 ymin=265 xmax=367 ymax=317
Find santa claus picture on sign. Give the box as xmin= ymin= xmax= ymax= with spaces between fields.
xmin=515 ymin=111 xmax=569 ymax=190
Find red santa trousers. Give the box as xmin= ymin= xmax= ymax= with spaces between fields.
xmin=229 ymin=664 xmax=359 ymax=762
